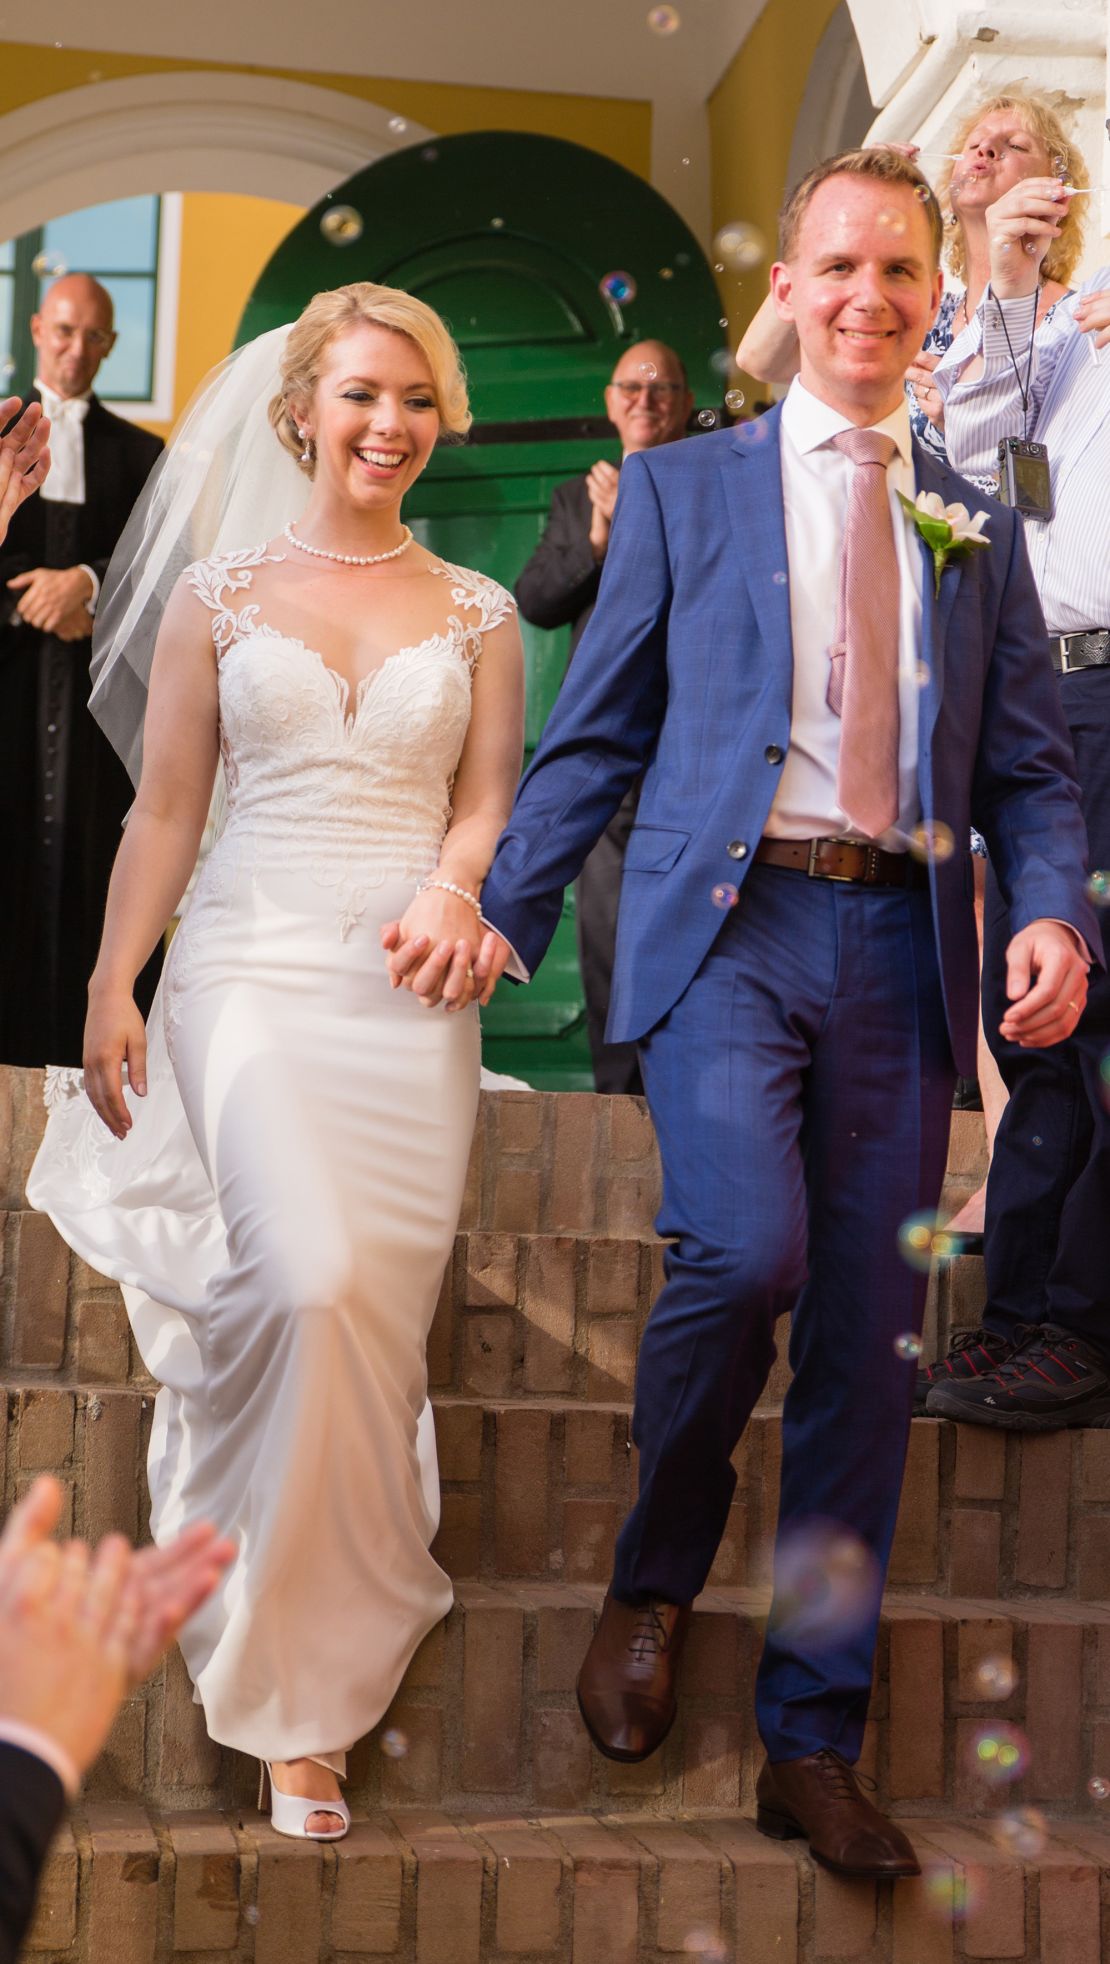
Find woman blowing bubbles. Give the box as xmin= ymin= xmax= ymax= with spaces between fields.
xmin=29 ymin=284 xmax=524 ymax=1838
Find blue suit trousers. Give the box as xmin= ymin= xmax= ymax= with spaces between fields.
xmin=612 ymin=862 xmax=955 ymax=1763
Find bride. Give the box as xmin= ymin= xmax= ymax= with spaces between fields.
xmin=28 ymin=283 xmax=524 ymax=1838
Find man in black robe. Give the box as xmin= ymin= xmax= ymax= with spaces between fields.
xmin=0 ymin=273 xmax=163 ymax=1066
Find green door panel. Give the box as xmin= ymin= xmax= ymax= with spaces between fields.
xmin=237 ymin=131 xmax=727 ymax=1089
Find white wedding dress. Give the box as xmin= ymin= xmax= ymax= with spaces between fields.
xmin=29 ymin=544 xmax=516 ymax=1772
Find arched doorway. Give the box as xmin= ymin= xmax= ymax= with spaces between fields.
xmin=785 ymin=2 xmax=876 ymax=197
xmin=240 ymin=131 xmax=727 ymax=1087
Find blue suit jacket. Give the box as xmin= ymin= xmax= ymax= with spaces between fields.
xmin=482 ymin=405 xmax=1097 ymax=1073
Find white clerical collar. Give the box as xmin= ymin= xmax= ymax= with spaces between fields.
xmin=781 ymin=375 xmax=913 ymax=468
xmin=34 ymin=377 xmax=92 ymax=417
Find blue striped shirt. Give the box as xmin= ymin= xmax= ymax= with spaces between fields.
xmin=934 ymin=268 xmax=1110 ymax=635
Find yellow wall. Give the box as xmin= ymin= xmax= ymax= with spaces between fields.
xmin=709 ymin=0 xmax=840 ymax=395
xmin=0 ymin=41 xmax=652 ymax=182
xmin=163 ymin=194 xmax=306 ymax=435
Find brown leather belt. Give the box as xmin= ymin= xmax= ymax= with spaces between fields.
xmin=755 ymin=836 xmax=928 ymax=889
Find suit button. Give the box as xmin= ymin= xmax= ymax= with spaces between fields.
xmin=765 ymin=744 xmax=784 ymax=764
xmin=726 ymin=840 xmax=748 ymax=860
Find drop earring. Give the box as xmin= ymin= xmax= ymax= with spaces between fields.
xmin=297 ymin=426 xmax=314 ymax=465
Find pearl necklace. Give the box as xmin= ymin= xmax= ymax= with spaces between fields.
xmin=283 ymin=520 xmax=414 ymax=566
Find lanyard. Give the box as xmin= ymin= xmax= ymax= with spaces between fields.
xmin=986 ymin=282 xmax=1038 ymax=440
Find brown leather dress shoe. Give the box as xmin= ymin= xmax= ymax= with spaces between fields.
xmin=755 ymin=1750 xmax=920 ymax=1879
xmin=576 ymin=1589 xmax=691 ymax=1762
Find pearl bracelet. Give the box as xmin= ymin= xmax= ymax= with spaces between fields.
xmin=417 ymin=878 xmax=484 ymax=919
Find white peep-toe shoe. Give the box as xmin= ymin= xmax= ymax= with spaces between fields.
xmin=258 ymin=1760 xmax=351 ymax=1841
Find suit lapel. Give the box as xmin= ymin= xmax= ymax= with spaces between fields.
xmin=720 ymin=406 xmax=793 ymax=700
xmin=910 ymin=444 xmax=966 ymax=738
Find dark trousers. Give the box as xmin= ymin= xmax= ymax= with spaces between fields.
xmin=982 ymin=668 xmax=1110 ymax=1351
xmin=575 ymin=783 xmax=643 ymax=1095
xmin=613 ymin=863 xmax=955 ymax=1761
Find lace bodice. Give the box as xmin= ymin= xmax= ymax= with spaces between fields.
xmin=182 ymin=545 xmax=515 ymax=938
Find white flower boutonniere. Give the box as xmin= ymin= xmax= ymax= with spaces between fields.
xmin=899 ymin=490 xmax=990 ymax=598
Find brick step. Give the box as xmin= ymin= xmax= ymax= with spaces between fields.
xmin=0 ymin=1207 xmax=987 ymax=1419
xmin=24 ymin=1801 xmax=1110 ymax=1963
xmin=6 ymin=1378 xmax=1107 ymax=1604
xmin=64 ymin=1578 xmax=1110 ymax=1818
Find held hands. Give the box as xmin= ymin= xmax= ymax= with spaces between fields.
xmin=905 ymin=349 xmax=945 ymax=432
xmin=1000 ymin=920 xmax=1088 ymax=1048
xmin=586 ymin=460 xmax=620 ymax=559
xmin=0 ymin=397 xmax=50 ymax=548
xmin=84 ymin=986 xmax=148 ymax=1138
xmin=1073 ymin=289 xmax=1110 ymax=352
xmin=0 ymin=1475 xmax=235 ymax=1780
xmin=985 ymin=178 xmax=1068 ymax=291
xmin=7 ymin=563 xmax=94 ymax=635
xmin=382 ymin=888 xmax=496 ymax=1010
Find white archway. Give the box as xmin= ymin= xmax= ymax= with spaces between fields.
xmin=0 ymin=71 xmax=435 ymax=240
xmin=785 ymin=3 xmax=875 ymax=197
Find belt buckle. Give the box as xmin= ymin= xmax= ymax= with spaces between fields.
xmin=808 ymin=837 xmax=857 ymax=882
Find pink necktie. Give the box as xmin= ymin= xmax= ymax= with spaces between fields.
xmin=827 ymin=428 xmax=900 ymax=839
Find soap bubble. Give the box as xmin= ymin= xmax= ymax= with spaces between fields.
xmin=647 ymin=4 xmax=681 ymax=32
xmin=714 ymin=221 xmax=767 ymax=272
xmin=714 ymin=261 xmax=725 ymax=273
xmin=681 ymin=1934 xmax=726 ymax=1961
xmin=421 ymin=146 xmax=439 ymax=164
xmin=914 ymin=660 xmax=931 ymax=688
xmin=639 ymin=361 xmax=658 ymax=380
xmin=971 ymin=1722 xmax=1029 ymax=1786
xmin=709 ymin=348 xmax=733 ymax=377
xmin=380 ymin=1728 xmax=408 ymax=1759
xmin=0 ymin=357 xmax=14 ymax=382
xmin=724 ymin=389 xmax=745 ymax=413
xmin=772 ymin=569 xmax=787 ymax=584
xmin=992 ymin=1807 xmax=1046 ymax=1857
xmin=1088 ymin=1775 xmax=1110 ymax=1801
xmin=893 ymin=1331 xmax=923 ymax=1361
xmin=718 ymin=317 xmax=728 ymax=329
xmin=32 ymin=252 xmax=66 ymax=279
xmin=681 ymin=157 xmax=691 ymax=168
xmin=770 ymin=1520 xmax=880 ymax=1648
xmin=697 ymin=409 xmax=717 ymax=428
xmin=908 ymin=819 xmax=955 ymax=864
xmin=659 ymin=266 xmax=675 ymax=280
xmin=923 ymin=1865 xmax=975 ymax=1919
xmin=490 ymin=216 xmax=505 ymax=229
xmin=1086 ymin=870 xmax=1110 ymax=906
xmin=711 ymin=883 xmax=739 ymax=910
xmin=975 ymin=1655 xmax=1017 ymax=1700
xmin=245 ymin=1905 xmax=261 ymax=1926
xmin=320 ymin=206 xmax=363 ymax=246
xmin=915 ymin=184 xmax=935 ymax=204
xmin=1053 ymin=154 xmax=1068 ymax=179
xmin=600 ymin=270 xmax=636 ymax=306
xmin=897 ymin=1210 xmax=957 ymax=1271
xmin=388 ymin=115 xmax=408 ymax=135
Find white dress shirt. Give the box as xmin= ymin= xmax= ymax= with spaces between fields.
xmin=33 ymin=376 xmax=99 ymax=609
xmin=933 ymin=273 xmax=1110 ymax=635
xmin=764 ymin=378 xmax=922 ymax=844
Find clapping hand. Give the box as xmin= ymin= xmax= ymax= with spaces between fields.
xmin=586 ymin=460 xmax=620 ymax=558
xmin=0 ymin=1476 xmax=234 ymax=1782
xmin=0 ymin=397 xmax=50 ymax=548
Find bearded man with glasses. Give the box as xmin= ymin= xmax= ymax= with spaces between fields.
xmin=516 ymin=341 xmax=694 ymax=1092
xmin=0 ymin=274 xmax=163 ymax=1067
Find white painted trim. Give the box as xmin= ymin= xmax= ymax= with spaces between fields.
xmin=0 ymin=72 xmax=435 ymax=244
xmin=103 ymin=190 xmax=182 ymax=426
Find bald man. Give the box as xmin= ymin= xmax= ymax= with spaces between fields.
xmin=0 ymin=274 xmax=163 ymax=1065
xmin=516 ymin=342 xmax=694 ymax=1093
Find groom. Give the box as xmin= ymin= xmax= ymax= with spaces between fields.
xmin=477 ymin=148 xmax=1096 ymax=1877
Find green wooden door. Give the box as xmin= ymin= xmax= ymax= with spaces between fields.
xmin=238 ymin=131 xmax=726 ymax=1088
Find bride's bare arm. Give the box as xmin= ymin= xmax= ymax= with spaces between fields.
xmin=84 ymin=581 xmax=220 ymax=1137
xmin=383 ymin=610 xmax=525 ymax=1009
xmin=735 ymin=289 xmax=801 ymax=385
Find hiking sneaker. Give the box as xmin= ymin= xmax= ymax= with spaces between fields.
xmin=925 ymin=1324 xmax=1110 ymax=1431
xmin=913 ymin=1326 xmax=1014 ymax=1416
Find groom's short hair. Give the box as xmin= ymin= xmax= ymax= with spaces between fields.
xmin=779 ymin=148 xmax=944 ymax=267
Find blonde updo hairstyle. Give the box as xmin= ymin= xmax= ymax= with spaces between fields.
xmin=268 ymin=281 xmax=471 ymax=475
xmin=938 ymin=89 xmax=1088 ymax=288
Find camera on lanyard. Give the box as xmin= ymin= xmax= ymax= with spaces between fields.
xmin=989 ymin=284 xmax=1052 ymax=521
xmin=997 ymin=437 xmax=1053 ymax=520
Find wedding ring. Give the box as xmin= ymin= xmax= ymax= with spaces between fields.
xmin=1068 ymin=999 xmax=1079 ymax=1013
